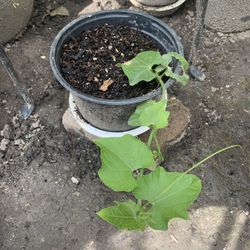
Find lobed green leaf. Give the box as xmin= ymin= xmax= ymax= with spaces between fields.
xmin=95 ymin=135 xmax=155 ymax=192
xmin=162 ymin=52 xmax=189 ymax=85
xmin=162 ymin=52 xmax=189 ymax=71
xmin=165 ymin=69 xmax=189 ymax=85
xmin=128 ymin=100 xmax=170 ymax=129
xmin=98 ymin=200 xmax=149 ymax=230
xmin=121 ymin=51 xmax=162 ymax=86
xmin=133 ymin=167 xmax=202 ymax=230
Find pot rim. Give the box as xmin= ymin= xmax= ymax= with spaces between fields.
xmin=50 ymin=9 xmax=183 ymax=106
xmin=130 ymin=0 xmax=186 ymax=11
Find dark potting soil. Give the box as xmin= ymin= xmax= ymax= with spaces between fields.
xmin=60 ymin=24 xmax=163 ymax=99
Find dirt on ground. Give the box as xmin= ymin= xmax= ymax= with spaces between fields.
xmin=0 ymin=1 xmax=249 ymax=250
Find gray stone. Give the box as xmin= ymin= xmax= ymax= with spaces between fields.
xmin=0 ymin=124 xmax=12 ymax=139
xmin=211 ymin=87 xmax=219 ymax=93
xmin=71 ymin=176 xmax=80 ymax=185
xmin=14 ymin=139 xmax=24 ymax=146
xmin=205 ymin=0 xmax=250 ymax=33
xmin=12 ymin=115 xmax=20 ymax=128
xmin=31 ymin=120 xmax=40 ymax=129
xmin=0 ymin=138 xmax=10 ymax=151
xmin=187 ymin=10 xmax=194 ymax=17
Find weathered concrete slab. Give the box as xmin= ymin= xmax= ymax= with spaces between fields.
xmin=205 ymin=0 xmax=250 ymax=33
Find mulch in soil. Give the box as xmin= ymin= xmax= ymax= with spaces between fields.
xmin=60 ymin=24 xmax=163 ymax=99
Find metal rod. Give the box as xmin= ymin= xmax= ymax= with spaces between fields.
xmin=0 ymin=44 xmax=34 ymax=118
xmin=0 ymin=44 xmax=34 ymax=104
xmin=189 ymin=0 xmax=209 ymax=64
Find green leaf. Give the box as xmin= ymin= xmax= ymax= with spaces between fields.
xmin=162 ymin=52 xmax=189 ymax=85
xmin=98 ymin=200 xmax=149 ymax=230
xmin=162 ymin=52 xmax=189 ymax=71
xmin=154 ymin=65 xmax=166 ymax=74
xmin=121 ymin=51 xmax=162 ymax=86
xmin=95 ymin=135 xmax=155 ymax=192
xmin=165 ymin=69 xmax=189 ymax=85
xmin=128 ymin=100 xmax=170 ymax=129
xmin=161 ymin=54 xmax=173 ymax=67
xmin=133 ymin=167 xmax=202 ymax=230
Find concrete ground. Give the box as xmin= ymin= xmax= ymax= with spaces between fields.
xmin=0 ymin=1 xmax=249 ymax=250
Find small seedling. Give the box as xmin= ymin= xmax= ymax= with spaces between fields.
xmin=94 ymin=51 xmax=239 ymax=231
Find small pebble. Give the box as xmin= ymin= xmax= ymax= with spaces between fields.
xmin=0 ymin=124 xmax=12 ymax=139
xmin=73 ymin=191 xmax=80 ymax=197
xmin=41 ymin=55 xmax=46 ymax=59
xmin=71 ymin=177 xmax=80 ymax=185
xmin=12 ymin=115 xmax=20 ymax=128
xmin=31 ymin=120 xmax=40 ymax=129
xmin=211 ymin=87 xmax=219 ymax=93
xmin=14 ymin=139 xmax=24 ymax=146
xmin=187 ymin=10 xmax=194 ymax=17
xmin=229 ymin=38 xmax=235 ymax=43
xmin=0 ymin=139 xmax=10 ymax=151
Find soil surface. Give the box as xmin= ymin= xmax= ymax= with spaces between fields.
xmin=60 ymin=24 xmax=161 ymax=99
xmin=0 ymin=0 xmax=249 ymax=250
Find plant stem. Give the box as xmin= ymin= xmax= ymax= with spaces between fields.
xmin=143 ymin=144 xmax=241 ymax=208
xmin=154 ymin=134 xmax=163 ymax=162
xmin=183 ymin=145 xmax=241 ymax=175
xmin=147 ymin=128 xmax=156 ymax=148
xmin=153 ymin=74 xmax=167 ymax=162
xmin=156 ymin=74 xmax=167 ymax=100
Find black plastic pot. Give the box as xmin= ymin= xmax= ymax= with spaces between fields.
xmin=50 ymin=10 xmax=183 ymax=132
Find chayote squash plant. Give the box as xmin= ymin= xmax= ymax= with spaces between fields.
xmin=94 ymin=51 xmax=239 ymax=231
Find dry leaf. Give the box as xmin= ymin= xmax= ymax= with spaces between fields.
xmin=99 ymin=79 xmax=114 ymax=92
xmin=49 ymin=6 xmax=70 ymax=17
